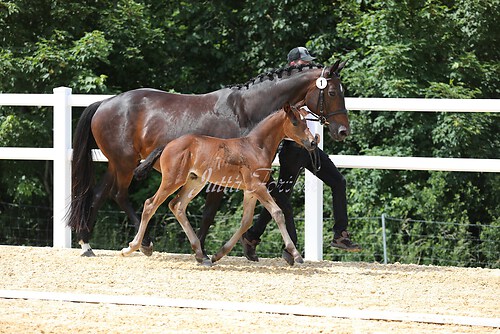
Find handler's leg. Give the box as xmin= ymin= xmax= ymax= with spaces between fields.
xmin=306 ymin=149 xmax=361 ymax=252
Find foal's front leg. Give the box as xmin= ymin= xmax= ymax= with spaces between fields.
xmin=211 ymin=192 xmax=258 ymax=263
xmin=255 ymin=187 xmax=304 ymax=265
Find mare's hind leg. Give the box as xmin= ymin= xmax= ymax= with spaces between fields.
xmin=78 ymin=169 xmax=114 ymax=257
xmin=113 ymin=167 xmax=154 ymax=256
xmin=211 ymin=192 xmax=258 ymax=263
xmin=197 ymin=189 xmax=224 ymax=256
xmin=169 ymin=178 xmax=211 ymax=266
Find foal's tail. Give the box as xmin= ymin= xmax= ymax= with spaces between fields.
xmin=67 ymin=101 xmax=102 ymax=232
xmin=134 ymin=147 xmax=164 ymax=181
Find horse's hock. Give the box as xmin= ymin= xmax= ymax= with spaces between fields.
xmin=0 ymin=246 xmax=498 ymax=333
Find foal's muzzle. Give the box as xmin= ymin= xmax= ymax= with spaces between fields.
xmin=303 ymin=135 xmax=318 ymax=152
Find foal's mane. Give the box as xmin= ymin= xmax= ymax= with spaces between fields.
xmin=227 ymin=63 xmax=324 ymax=90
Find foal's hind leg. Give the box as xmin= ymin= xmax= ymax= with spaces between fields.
xmin=113 ymin=167 xmax=154 ymax=256
xmin=169 ymin=178 xmax=211 ymax=266
xmin=211 ymin=192 xmax=258 ymax=263
xmin=121 ymin=183 xmax=173 ymax=256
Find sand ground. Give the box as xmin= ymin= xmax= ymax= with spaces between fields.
xmin=0 ymin=246 xmax=498 ymax=333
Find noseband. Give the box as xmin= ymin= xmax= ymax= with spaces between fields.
xmin=305 ymin=68 xmax=348 ymax=126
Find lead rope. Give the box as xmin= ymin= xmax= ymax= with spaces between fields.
xmin=308 ymin=145 xmax=321 ymax=174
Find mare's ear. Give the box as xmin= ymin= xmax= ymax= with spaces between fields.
xmin=329 ymin=60 xmax=341 ymax=75
xmin=328 ymin=59 xmax=347 ymax=76
xmin=284 ymin=102 xmax=299 ymax=126
xmin=337 ymin=60 xmax=347 ymax=73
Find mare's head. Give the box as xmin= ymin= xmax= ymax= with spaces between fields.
xmin=282 ymin=103 xmax=317 ymax=151
xmin=303 ymin=60 xmax=350 ymax=141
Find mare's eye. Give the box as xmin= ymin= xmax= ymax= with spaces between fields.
xmin=328 ymin=90 xmax=336 ymax=97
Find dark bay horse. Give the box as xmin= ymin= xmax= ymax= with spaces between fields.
xmin=121 ymin=103 xmax=316 ymax=265
xmin=68 ymin=61 xmax=349 ymax=257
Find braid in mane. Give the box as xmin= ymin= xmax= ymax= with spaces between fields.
xmin=227 ymin=63 xmax=324 ymax=90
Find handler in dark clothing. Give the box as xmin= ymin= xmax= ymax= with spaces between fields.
xmin=241 ymin=47 xmax=361 ymax=264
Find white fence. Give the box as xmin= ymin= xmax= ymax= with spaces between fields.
xmin=1 ymin=87 xmax=499 ymax=260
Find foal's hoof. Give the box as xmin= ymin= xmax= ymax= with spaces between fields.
xmin=81 ymin=249 xmax=96 ymax=257
xmin=210 ymin=254 xmax=221 ymax=264
xmin=195 ymin=254 xmax=211 ymax=264
xmin=195 ymin=254 xmax=212 ymax=267
xmin=198 ymin=258 xmax=213 ymax=267
xmin=120 ymin=247 xmax=133 ymax=257
xmin=140 ymin=242 xmax=154 ymax=257
xmin=282 ymin=250 xmax=295 ymax=266
xmin=295 ymin=256 xmax=304 ymax=264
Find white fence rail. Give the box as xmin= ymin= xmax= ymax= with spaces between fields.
xmin=1 ymin=87 xmax=499 ymax=260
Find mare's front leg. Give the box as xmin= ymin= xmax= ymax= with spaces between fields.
xmin=211 ymin=192 xmax=258 ymax=263
xmin=197 ymin=189 xmax=224 ymax=256
xmin=169 ymin=179 xmax=211 ymax=266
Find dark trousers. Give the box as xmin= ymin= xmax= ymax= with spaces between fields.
xmin=245 ymin=140 xmax=348 ymax=246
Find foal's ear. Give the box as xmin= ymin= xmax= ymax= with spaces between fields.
xmin=284 ymin=102 xmax=299 ymax=126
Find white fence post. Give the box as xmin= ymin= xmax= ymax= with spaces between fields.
xmin=52 ymin=87 xmax=72 ymax=248
xmin=304 ymin=122 xmax=324 ymax=261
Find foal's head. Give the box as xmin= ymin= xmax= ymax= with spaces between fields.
xmin=283 ymin=103 xmax=317 ymax=151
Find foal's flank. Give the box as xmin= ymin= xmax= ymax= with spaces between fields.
xmin=121 ymin=103 xmax=317 ymax=266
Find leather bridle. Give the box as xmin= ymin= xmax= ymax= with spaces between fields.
xmin=305 ymin=68 xmax=348 ymax=126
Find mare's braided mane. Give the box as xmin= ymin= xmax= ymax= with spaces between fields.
xmin=227 ymin=63 xmax=324 ymax=90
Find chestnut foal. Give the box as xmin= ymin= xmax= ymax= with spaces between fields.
xmin=121 ymin=103 xmax=317 ymax=265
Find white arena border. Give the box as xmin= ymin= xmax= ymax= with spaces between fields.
xmin=1 ymin=289 xmax=498 ymax=328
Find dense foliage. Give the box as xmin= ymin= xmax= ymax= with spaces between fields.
xmin=1 ymin=0 xmax=498 ymax=267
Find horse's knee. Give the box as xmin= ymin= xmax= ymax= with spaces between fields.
xmin=168 ymin=198 xmax=176 ymax=212
xmin=168 ymin=198 xmax=183 ymax=215
xmin=142 ymin=197 xmax=155 ymax=216
xmin=271 ymin=208 xmax=285 ymax=224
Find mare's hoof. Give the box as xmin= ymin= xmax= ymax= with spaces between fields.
xmin=295 ymin=256 xmax=304 ymax=264
xmin=81 ymin=249 xmax=96 ymax=257
xmin=140 ymin=242 xmax=154 ymax=256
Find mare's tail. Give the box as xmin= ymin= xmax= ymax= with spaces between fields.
xmin=134 ymin=147 xmax=164 ymax=181
xmin=67 ymin=101 xmax=102 ymax=232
